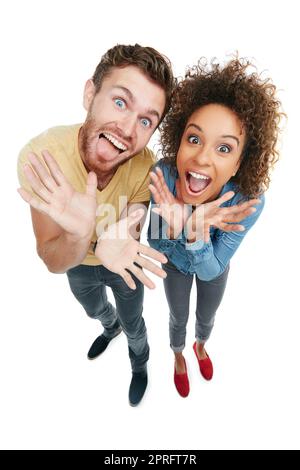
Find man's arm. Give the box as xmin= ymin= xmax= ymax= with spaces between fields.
xmin=18 ymin=150 xmax=97 ymax=273
xmin=30 ymin=208 xmax=92 ymax=273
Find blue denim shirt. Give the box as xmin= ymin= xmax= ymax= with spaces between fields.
xmin=147 ymin=160 xmax=265 ymax=281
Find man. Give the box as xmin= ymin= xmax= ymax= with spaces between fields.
xmin=17 ymin=44 xmax=174 ymax=406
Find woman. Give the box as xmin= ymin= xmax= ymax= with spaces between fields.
xmin=147 ymin=57 xmax=283 ymax=397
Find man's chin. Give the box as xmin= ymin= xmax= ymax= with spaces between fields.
xmin=92 ymin=152 xmax=129 ymax=172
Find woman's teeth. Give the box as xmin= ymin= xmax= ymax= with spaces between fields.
xmin=186 ymin=171 xmax=211 ymax=193
xmin=188 ymin=171 xmax=209 ymax=180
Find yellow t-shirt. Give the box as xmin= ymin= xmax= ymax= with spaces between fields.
xmin=17 ymin=124 xmax=155 ymax=265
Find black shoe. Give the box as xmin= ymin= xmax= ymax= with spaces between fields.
xmin=87 ymin=327 xmax=122 ymax=360
xmin=129 ymin=371 xmax=148 ymax=407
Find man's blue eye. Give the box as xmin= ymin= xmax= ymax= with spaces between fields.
xmin=115 ymin=98 xmax=125 ymax=109
xmin=218 ymin=145 xmax=231 ymax=153
xmin=188 ymin=135 xmax=200 ymax=144
xmin=141 ymin=118 xmax=151 ymax=128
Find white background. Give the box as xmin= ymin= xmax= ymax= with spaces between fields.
xmin=0 ymin=0 xmax=299 ymax=450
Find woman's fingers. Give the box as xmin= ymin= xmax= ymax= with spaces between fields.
xmin=151 ymin=207 xmax=162 ymax=217
xmin=227 ymin=208 xmax=257 ymax=223
xmin=219 ymin=222 xmax=245 ymax=232
xmin=149 ymin=182 xmax=162 ymax=205
xmin=155 ymin=167 xmax=174 ymax=204
xmin=149 ymin=170 xmax=167 ymax=203
xmin=228 ymin=199 xmax=260 ymax=214
xmin=213 ymin=191 xmax=235 ymax=207
xmin=203 ymin=224 xmax=210 ymax=243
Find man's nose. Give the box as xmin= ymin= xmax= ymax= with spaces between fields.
xmin=119 ymin=113 xmax=137 ymax=138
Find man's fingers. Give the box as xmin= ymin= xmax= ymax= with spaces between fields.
xmin=41 ymin=150 xmax=66 ymax=186
xmin=86 ymin=171 xmax=98 ymax=197
xmin=27 ymin=153 xmax=57 ymax=192
xmin=129 ymin=264 xmax=156 ymax=290
xmin=119 ymin=269 xmax=136 ymax=290
xmin=138 ymin=243 xmax=168 ymax=264
xmin=135 ymin=254 xmax=167 ymax=279
xmin=17 ymin=188 xmax=51 ymax=216
xmin=23 ymin=164 xmax=52 ymax=203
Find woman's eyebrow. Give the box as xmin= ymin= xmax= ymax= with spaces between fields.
xmin=221 ymin=135 xmax=240 ymax=146
xmin=186 ymin=123 xmax=203 ymax=132
xmin=186 ymin=124 xmax=240 ymax=146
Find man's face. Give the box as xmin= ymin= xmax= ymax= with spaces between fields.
xmin=80 ymin=65 xmax=166 ymax=175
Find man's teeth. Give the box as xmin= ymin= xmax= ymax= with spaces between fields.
xmin=103 ymin=132 xmax=127 ymax=151
xmin=188 ymin=171 xmax=209 ymax=180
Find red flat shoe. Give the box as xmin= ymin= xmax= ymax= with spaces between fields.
xmin=174 ymin=358 xmax=190 ymax=397
xmin=193 ymin=342 xmax=213 ymax=381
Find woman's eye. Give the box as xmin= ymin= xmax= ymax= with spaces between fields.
xmin=114 ymin=98 xmax=126 ymax=109
xmin=141 ymin=118 xmax=151 ymax=128
xmin=188 ymin=135 xmax=200 ymax=144
xmin=218 ymin=144 xmax=231 ymax=153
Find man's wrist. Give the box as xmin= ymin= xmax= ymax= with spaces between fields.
xmin=64 ymin=231 xmax=93 ymax=246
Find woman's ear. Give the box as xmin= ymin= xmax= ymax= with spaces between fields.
xmin=83 ymin=79 xmax=96 ymax=111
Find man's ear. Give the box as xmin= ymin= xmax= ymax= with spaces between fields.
xmin=83 ymin=79 xmax=96 ymax=111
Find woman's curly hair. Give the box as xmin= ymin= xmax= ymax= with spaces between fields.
xmin=160 ymin=57 xmax=284 ymax=197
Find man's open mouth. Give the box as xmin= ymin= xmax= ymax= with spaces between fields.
xmin=98 ymin=132 xmax=128 ymax=154
xmin=185 ymin=170 xmax=212 ymax=195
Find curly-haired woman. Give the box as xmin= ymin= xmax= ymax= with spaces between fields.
xmin=147 ymin=57 xmax=284 ymax=398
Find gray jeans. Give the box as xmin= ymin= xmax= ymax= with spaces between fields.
xmin=66 ymin=264 xmax=149 ymax=373
xmin=163 ymin=261 xmax=229 ymax=352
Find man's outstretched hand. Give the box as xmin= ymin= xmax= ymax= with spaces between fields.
xmin=18 ymin=150 xmax=97 ymax=241
xmin=95 ymin=209 xmax=168 ymax=290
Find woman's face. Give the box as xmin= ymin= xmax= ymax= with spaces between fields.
xmin=176 ymin=103 xmax=246 ymax=204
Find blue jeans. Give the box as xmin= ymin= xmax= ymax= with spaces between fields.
xmin=66 ymin=264 xmax=149 ymax=373
xmin=163 ymin=261 xmax=229 ymax=352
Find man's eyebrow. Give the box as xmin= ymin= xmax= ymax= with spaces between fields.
xmin=144 ymin=108 xmax=160 ymax=122
xmin=186 ymin=124 xmax=240 ymax=146
xmin=113 ymin=86 xmax=160 ymax=122
xmin=114 ymin=86 xmax=135 ymax=102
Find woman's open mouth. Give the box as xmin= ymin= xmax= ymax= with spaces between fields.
xmin=184 ymin=170 xmax=212 ymax=196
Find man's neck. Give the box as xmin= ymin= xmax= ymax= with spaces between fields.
xmin=96 ymin=171 xmax=116 ymax=191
